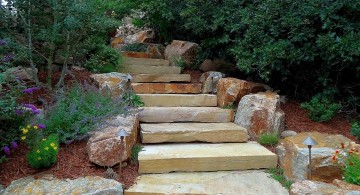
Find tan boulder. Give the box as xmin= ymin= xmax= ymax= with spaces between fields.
xmin=290 ymin=180 xmax=360 ymax=195
xmin=165 ymin=40 xmax=198 ymax=66
xmin=216 ymin=78 xmax=265 ymax=107
xmin=4 ymin=66 xmax=38 ymax=81
xmin=276 ymin=132 xmax=354 ymax=183
xmin=199 ymin=59 xmax=235 ymax=72
xmin=234 ymin=91 xmax=285 ymax=136
xmin=333 ymin=179 xmax=360 ymax=191
xmin=90 ymin=72 xmax=131 ymax=98
xmin=87 ymin=114 xmax=139 ymax=167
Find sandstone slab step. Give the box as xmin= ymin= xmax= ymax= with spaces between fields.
xmin=141 ymin=123 xmax=249 ymax=143
xmin=123 ymin=57 xmax=170 ymax=66
xmin=140 ymin=107 xmax=234 ymax=123
xmin=138 ymin=94 xmax=217 ymax=107
xmin=131 ymin=74 xmax=191 ymax=83
xmin=132 ymin=83 xmax=202 ymax=94
xmin=120 ymin=65 xmax=181 ymax=74
xmin=138 ymin=142 xmax=277 ymax=173
xmin=125 ymin=171 xmax=289 ymax=195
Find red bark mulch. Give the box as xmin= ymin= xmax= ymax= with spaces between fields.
xmin=0 ymin=141 xmax=138 ymax=189
xmin=281 ymin=100 xmax=358 ymax=142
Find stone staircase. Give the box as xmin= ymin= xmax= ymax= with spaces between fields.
xmin=120 ymin=57 xmax=285 ymax=194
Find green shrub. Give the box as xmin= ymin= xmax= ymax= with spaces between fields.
xmin=122 ymin=90 xmax=145 ymax=107
xmin=84 ymin=46 xmax=121 ymax=73
xmin=122 ymin=43 xmax=147 ymax=52
xmin=343 ymin=153 xmax=360 ymax=185
xmin=301 ymin=95 xmax=341 ymax=122
xmin=27 ymin=134 xmax=59 ymax=169
xmin=258 ymin=132 xmax=279 ymax=146
xmin=268 ymin=168 xmax=293 ymax=190
xmin=40 ymin=84 xmax=130 ymax=143
xmin=350 ymin=121 xmax=360 ymax=140
xmin=130 ymin=144 xmax=143 ymax=165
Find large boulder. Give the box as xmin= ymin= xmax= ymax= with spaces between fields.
xmin=276 ymin=132 xmax=355 ymax=183
xmin=234 ymin=91 xmax=285 ymax=136
xmin=290 ymin=180 xmax=360 ymax=195
xmin=165 ymin=40 xmax=198 ymax=66
xmin=4 ymin=66 xmax=38 ymax=81
xmin=87 ymin=114 xmax=139 ymax=167
xmin=216 ymin=78 xmax=265 ymax=107
xmin=90 ymin=72 xmax=132 ymax=98
xmin=199 ymin=71 xmax=223 ymax=94
xmin=2 ymin=175 xmax=123 ymax=195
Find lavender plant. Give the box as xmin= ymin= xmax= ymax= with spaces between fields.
xmin=39 ymin=84 xmax=132 ymax=143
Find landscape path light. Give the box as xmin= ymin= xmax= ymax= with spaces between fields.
xmin=302 ymin=136 xmax=318 ymax=180
xmin=117 ymin=128 xmax=129 ymax=177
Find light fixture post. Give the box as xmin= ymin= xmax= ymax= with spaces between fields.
xmin=303 ymin=136 xmax=318 ymax=180
xmin=117 ymin=128 xmax=129 ymax=178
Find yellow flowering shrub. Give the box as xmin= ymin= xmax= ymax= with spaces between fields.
xmin=27 ymin=134 xmax=59 ymax=169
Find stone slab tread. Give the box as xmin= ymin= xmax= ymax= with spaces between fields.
xmin=138 ymin=94 xmax=217 ymax=107
xmin=141 ymin=122 xmax=249 ymax=143
xmin=120 ymin=65 xmax=181 ymax=74
xmin=131 ymin=74 xmax=191 ymax=83
xmin=132 ymin=83 xmax=202 ymax=94
xmin=138 ymin=142 xmax=277 ymax=173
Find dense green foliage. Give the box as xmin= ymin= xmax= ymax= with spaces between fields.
xmin=27 ymin=134 xmax=59 ymax=169
xmin=122 ymin=90 xmax=145 ymax=107
xmin=343 ymin=154 xmax=360 ymax=185
xmin=301 ymin=95 xmax=342 ymax=122
xmin=118 ymin=0 xmax=360 ymax=114
xmin=40 ymin=84 xmax=130 ymax=143
xmin=1 ymin=0 xmax=122 ymax=87
xmin=350 ymin=121 xmax=360 ymax=141
xmin=268 ymin=168 xmax=293 ymax=190
xmin=258 ymin=132 xmax=280 ymax=146
xmin=84 ymin=46 xmax=121 ymax=73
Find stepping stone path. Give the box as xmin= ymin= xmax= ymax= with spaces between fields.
xmin=119 ymin=57 xmax=286 ymax=194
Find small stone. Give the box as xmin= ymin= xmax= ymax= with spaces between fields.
xmin=281 ymin=130 xmax=297 ymax=138
xmin=4 ymin=66 xmax=38 ymax=82
xmin=199 ymin=59 xmax=220 ymax=72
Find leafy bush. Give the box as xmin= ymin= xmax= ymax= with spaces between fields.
xmin=84 ymin=46 xmax=122 ymax=73
xmin=131 ymin=144 xmax=143 ymax=165
xmin=20 ymin=124 xmax=47 ymax=148
xmin=40 ymin=84 xmax=130 ymax=143
xmin=258 ymin=132 xmax=279 ymax=146
xmin=122 ymin=43 xmax=148 ymax=52
xmin=301 ymin=95 xmax=341 ymax=122
xmin=117 ymin=0 xmax=360 ymax=114
xmin=27 ymin=134 xmax=59 ymax=169
xmin=268 ymin=168 xmax=293 ymax=190
xmin=350 ymin=121 xmax=360 ymax=141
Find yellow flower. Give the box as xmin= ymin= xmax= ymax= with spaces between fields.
xmin=38 ymin=157 xmax=41 ymax=160
xmin=53 ymin=146 xmax=57 ymax=150
xmin=21 ymin=136 xmax=26 ymax=140
xmin=33 ymin=125 xmax=38 ymax=129
xmin=22 ymin=129 xmax=28 ymax=134
xmin=36 ymin=149 xmax=40 ymax=153
xmin=50 ymin=143 xmax=55 ymax=147
xmin=27 ymin=125 xmax=31 ymax=129
xmin=45 ymin=147 xmax=49 ymax=151
xmin=42 ymin=138 xmax=46 ymax=141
